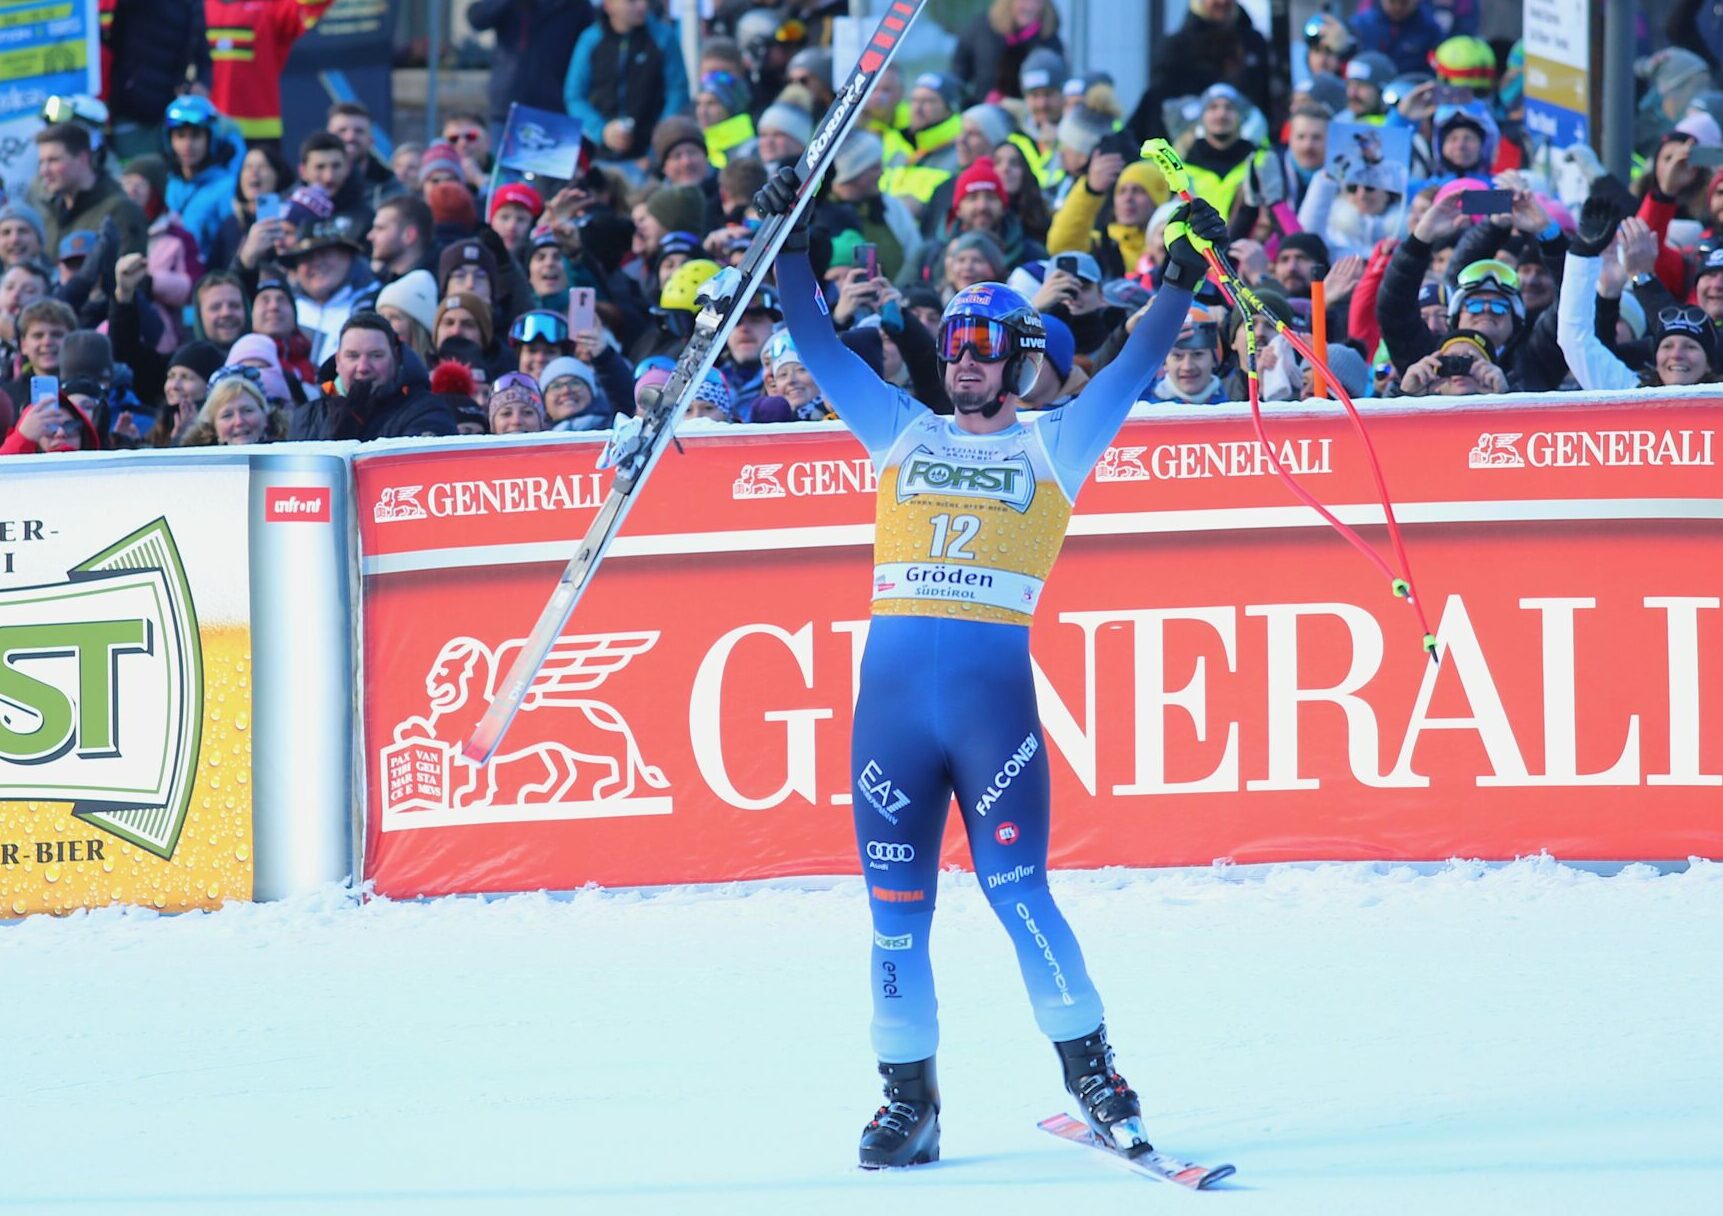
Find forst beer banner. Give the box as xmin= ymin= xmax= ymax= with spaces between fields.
xmin=356 ymin=397 xmax=1723 ymax=899
xmin=0 ymin=463 xmax=253 ymax=915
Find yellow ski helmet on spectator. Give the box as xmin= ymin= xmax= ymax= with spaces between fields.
xmin=659 ymin=259 xmax=722 ymax=313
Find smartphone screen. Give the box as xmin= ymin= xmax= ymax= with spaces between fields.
xmin=567 ymin=287 xmax=597 ymax=335
xmin=1458 ymin=189 xmax=1513 ymax=216
xmin=30 ymin=375 xmax=58 ymax=405
xmin=256 ymin=193 xmax=281 ymax=221
xmin=1690 ymin=145 xmax=1723 ymax=169
xmin=853 ymin=241 xmax=878 ymax=280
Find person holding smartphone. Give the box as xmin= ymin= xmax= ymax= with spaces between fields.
xmin=0 ymin=380 xmax=98 ymax=455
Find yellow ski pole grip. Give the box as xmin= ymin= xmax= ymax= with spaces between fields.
xmin=1141 ymin=138 xmax=1192 ymax=197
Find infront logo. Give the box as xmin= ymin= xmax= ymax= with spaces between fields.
xmin=265 ymin=486 xmax=331 ymax=522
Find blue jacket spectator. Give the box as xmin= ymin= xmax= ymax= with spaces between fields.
xmin=162 ymin=97 xmax=246 ymax=257
xmin=563 ymin=0 xmax=691 ymax=162
xmin=468 ymin=0 xmax=594 ymax=129
xmin=1349 ymin=0 xmax=1446 ymax=78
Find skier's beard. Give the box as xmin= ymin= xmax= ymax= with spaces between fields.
xmin=951 ymin=385 xmax=1003 ymax=416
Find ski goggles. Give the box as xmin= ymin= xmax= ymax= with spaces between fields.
xmin=1172 ymin=322 xmax=1220 ymax=352
xmin=1460 ymin=297 xmax=1511 ymax=317
xmin=209 ymin=364 xmax=263 ymax=388
xmin=938 ymin=317 xmax=1013 ymax=363
xmin=1657 ymin=304 xmax=1712 ymax=338
xmin=1455 ymin=258 xmax=1520 ymax=294
xmin=509 ymin=311 xmax=571 ymax=346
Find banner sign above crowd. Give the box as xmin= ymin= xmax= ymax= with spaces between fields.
xmin=0 ymin=0 xmax=99 ymax=198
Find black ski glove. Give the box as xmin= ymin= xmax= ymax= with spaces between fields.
xmin=752 ymin=165 xmax=812 ymax=254
xmin=1569 ymin=194 xmax=1625 ymax=259
xmin=1162 ymin=197 xmax=1226 ymax=292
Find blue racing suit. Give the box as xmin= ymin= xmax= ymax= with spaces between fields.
xmin=776 ymin=252 xmax=1195 ymax=1063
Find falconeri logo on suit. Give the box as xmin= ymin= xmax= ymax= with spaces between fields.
xmin=0 ymin=520 xmax=203 ymax=860
xmin=897 ymin=446 xmax=1035 ymax=512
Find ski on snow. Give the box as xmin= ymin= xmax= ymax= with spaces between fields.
xmin=1037 ymin=1113 xmax=1236 ymax=1190
xmin=461 ymin=0 xmax=931 ymax=765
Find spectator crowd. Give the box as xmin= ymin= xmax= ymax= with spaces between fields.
xmin=6 ymin=0 xmax=1723 ymax=456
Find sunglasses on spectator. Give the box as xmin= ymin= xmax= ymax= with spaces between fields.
xmin=40 ymin=418 xmax=80 ymax=436
xmin=210 ymin=364 xmax=264 ymax=387
xmin=445 ymin=130 xmax=483 ymax=144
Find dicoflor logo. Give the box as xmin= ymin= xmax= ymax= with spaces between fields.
xmin=0 ymin=519 xmax=203 ymax=860
xmin=264 ymin=486 xmax=331 ymax=523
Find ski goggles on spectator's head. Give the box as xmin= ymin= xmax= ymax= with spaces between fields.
xmin=1455 ymin=258 xmax=1520 ymax=294
xmin=1657 ymin=304 xmax=1711 ymax=337
xmin=209 ymin=364 xmax=263 ymax=388
xmin=938 ymin=317 xmax=1013 ymax=362
xmin=508 ymin=311 xmax=570 ymax=346
xmin=1171 ymin=322 xmax=1220 ymax=352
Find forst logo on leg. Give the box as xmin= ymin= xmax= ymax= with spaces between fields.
xmin=0 ymin=519 xmax=203 ymax=860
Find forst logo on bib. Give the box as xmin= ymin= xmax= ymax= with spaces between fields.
xmin=896 ymin=446 xmax=1035 ymax=513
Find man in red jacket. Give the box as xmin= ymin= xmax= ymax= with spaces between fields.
xmin=204 ymin=0 xmax=333 ymax=146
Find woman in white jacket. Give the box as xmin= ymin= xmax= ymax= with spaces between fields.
xmin=1557 ymin=230 xmax=1718 ymax=390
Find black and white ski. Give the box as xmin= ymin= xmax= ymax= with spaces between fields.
xmin=1038 ymin=1113 xmax=1236 ymax=1190
xmin=462 ymin=0 xmax=929 ymax=764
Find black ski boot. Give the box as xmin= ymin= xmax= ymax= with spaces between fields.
xmin=1054 ymin=1023 xmax=1151 ymax=1156
xmin=858 ymin=1057 xmax=941 ymax=1168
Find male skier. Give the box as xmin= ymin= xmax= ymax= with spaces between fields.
xmin=755 ymin=166 xmax=1226 ymax=1168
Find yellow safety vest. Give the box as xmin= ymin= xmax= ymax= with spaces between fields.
xmin=1184 ymin=155 xmax=1253 ymax=219
xmin=1006 ymin=132 xmax=1054 ymax=188
xmin=704 ymin=112 xmax=756 ymax=170
xmin=879 ymin=113 xmax=961 ymax=203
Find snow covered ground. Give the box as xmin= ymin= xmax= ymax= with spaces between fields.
xmin=5 ymin=858 xmax=1722 ymax=1215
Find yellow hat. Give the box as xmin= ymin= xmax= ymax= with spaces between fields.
xmin=1116 ymin=159 xmax=1168 ymax=206
xmin=659 ymin=259 xmax=721 ymax=313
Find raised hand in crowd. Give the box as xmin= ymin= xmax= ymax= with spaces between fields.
xmin=1502 ymin=189 xmax=1552 ymax=237
xmin=832 ymin=268 xmax=884 ymax=327
xmin=1653 ymin=136 xmax=1696 ymax=199
xmin=1413 ymin=192 xmax=1467 ymax=245
xmin=1323 ymin=253 xmax=1366 ymax=301
xmin=238 ymin=215 xmax=291 ymax=270
xmin=1616 ymin=216 xmax=1659 ymax=279
xmin=1085 ymin=151 xmax=1125 ymax=196
xmin=1228 ymin=239 xmax=1269 ymax=285
xmin=1031 ymin=267 xmax=1084 ymax=313
xmin=113 ymin=252 xmax=149 ymax=304
xmin=1570 ymin=191 xmax=1627 ymax=258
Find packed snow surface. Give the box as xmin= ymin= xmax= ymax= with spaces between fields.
xmin=6 ymin=858 xmax=1722 ymax=1214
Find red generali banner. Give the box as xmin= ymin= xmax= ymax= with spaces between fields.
xmin=355 ymin=397 xmax=1723 ymax=898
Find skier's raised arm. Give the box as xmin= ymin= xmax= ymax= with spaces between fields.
xmin=1041 ymin=198 xmax=1230 ymax=482
xmin=757 ymin=168 xmax=922 ymax=456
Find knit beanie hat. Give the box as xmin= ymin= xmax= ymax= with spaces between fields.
xmin=488 ymin=182 xmax=544 ymax=222
xmin=489 ymin=370 xmax=546 ymax=423
xmin=645 ymin=184 xmax=707 ymax=236
xmin=912 ymin=71 xmax=964 ymax=115
xmin=1303 ymin=72 xmax=1347 ymax=117
xmin=224 ymin=334 xmax=292 ymax=403
xmin=438 ymin=239 xmax=499 ymax=295
xmin=1651 ymin=303 xmax=1720 ymax=371
xmin=377 ymin=269 xmax=440 ymax=335
xmin=0 ymin=200 xmax=46 ymax=247
xmin=59 ymin=330 xmax=114 ymax=381
xmin=284 ymin=184 xmax=334 ymax=230
xmin=1020 ymin=47 xmax=1068 ymax=93
xmin=961 ymin=104 xmax=1014 ymax=151
xmin=419 ymin=141 xmax=465 ymax=183
xmin=951 ymin=158 xmax=1007 ymax=214
xmin=434 ymin=292 xmax=494 ymax=348
xmin=1116 ymin=159 xmax=1166 ymax=203
xmin=168 ymin=340 xmax=225 ymax=382
xmin=1057 ymin=106 xmax=1112 ymax=157
xmin=1432 ymin=35 xmax=1497 ymax=91
xmin=835 ymin=131 xmax=885 ymax=184
xmin=698 ymin=69 xmax=751 ymax=118
xmin=540 ymin=355 xmax=597 ymax=393
xmin=652 ymin=115 xmax=708 ymax=167
xmin=945 ymin=230 xmax=1008 ymax=278
xmin=757 ymin=102 xmax=814 ymax=149
xmin=787 ymin=46 xmax=834 ymax=88
xmin=120 ymin=153 xmax=169 ymax=207
xmin=1277 ymin=231 xmax=1330 ymax=265
xmin=427 ymin=180 xmax=478 ymax=230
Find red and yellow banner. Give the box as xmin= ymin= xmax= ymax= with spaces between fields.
xmin=356 ymin=399 xmax=1723 ymax=898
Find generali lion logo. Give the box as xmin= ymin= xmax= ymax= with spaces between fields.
xmin=374 ymin=485 xmax=427 ymax=522
xmin=1094 ymin=446 xmax=1151 ymax=482
xmin=732 ymin=463 xmax=786 ymax=499
xmin=1468 ymin=433 xmax=1525 ymax=468
xmin=379 ymin=630 xmax=671 ymax=830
